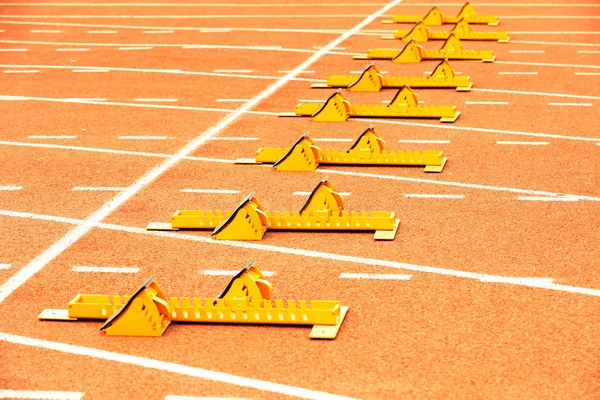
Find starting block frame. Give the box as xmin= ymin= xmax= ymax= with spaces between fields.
xmin=382 ymin=20 xmax=510 ymax=42
xmin=382 ymin=2 xmax=499 ymax=26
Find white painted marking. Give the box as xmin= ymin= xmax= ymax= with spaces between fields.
xmin=0 ymin=390 xmax=84 ymax=400
xmin=480 ymin=277 xmax=554 ymax=285
xmin=213 ymin=69 xmax=252 ymax=73
xmin=471 ymin=88 xmax=600 ymax=101
xmin=208 ymin=137 xmax=259 ymax=141
xmin=498 ymin=71 xmax=538 ymax=75
xmin=118 ymin=136 xmax=168 ymax=140
xmin=575 ymin=72 xmax=600 ymax=75
xmin=465 ymin=101 xmax=509 ymax=105
xmin=216 ymin=99 xmax=251 ymax=103
xmin=509 ymin=50 xmax=545 ymax=54
xmin=398 ymin=139 xmax=450 ymax=144
xmin=118 ymin=46 xmax=152 ymax=50
xmin=204 ymin=270 xmax=275 ymax=277
xmin=0 ymin=0 xmax=404 ymax=306
xmin=66 ymin=97 xmax=106 ymax=101
xmin=87 ymin=30 xmax=116 ymax=33
xmin=56 ymin=48 xmax=88 ymax=51
xmin=165 ymin=397 xmax=248 ymax=400
xmin=143 ymin=30 xmax=173 ymax=34
xmin=3 ymin=70 xmax=38 ymax=73
xmin=135 ymin=98 xmax=178 ymax=102
xmin=293 ymin=191 xmax=351 ymax=196
xmin=0 ymin=264 xmax=11 ymax=270
xmin=517 ymin=196 xmax=579 ymax=202
xmin=278 ymin=70 xmax=314 ymax=73
xmin=313 ymin=45 xmax=345 ymax=50
xmin=495 ymin=60 xmax=600 ymax=69
xmin=0 ymin=333 xmax=353 ymax=400
xmin=181 ymin=189 xmax=240 ymax=194
xmin=71 ymin=69 xmax=109 ymax=72
xmin=0 ymin=2 xmax=598 ymax=7
xmin=497 ymin=141 xmax=549 ymax=145
xmin=27 ymin=135 xmax=76 ymax=139
xmin=311 ymin=138 xmax=353 ymax=142
xmin=578 ymin=50 xmax=600 ymax=54
xmin=0 ymin=186 xmax=22 ymax=191
xmin=31 ymin=29 xmax=61 ymax=33
xmin=72 ymin=266 xmax=139 ymax=273
xmin=339 ymin=273 xmax=412 ymax=280
xmin=404 ymin=194 xmax=464 ymax=199
xmin=0 ymin=48 xmax=27 ymax=52
xmin=548 ymin=102 xmax=593 ymax=106
xmin=511 ymin=40 xmax=600 ymax=47
xmin=72 ymin=186 xmax=124 ymax=191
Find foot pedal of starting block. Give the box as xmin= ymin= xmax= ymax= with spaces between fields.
xmin=374 ymin=218 xmax=400 ymax=240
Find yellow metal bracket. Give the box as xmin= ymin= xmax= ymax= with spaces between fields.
xmin=383 ymin=19 xmax=509 ymax=42
xmin=354 ymin=35 xmax=495 ymax=63
xmin=38 ymin=262 xmax=349 ymax=339
xmin=382 ymin=2 xmax=499 ymax=26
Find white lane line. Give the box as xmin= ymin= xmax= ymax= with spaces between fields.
xmin=0 ymin=48 xmax=27 ymax=51
xmin=3 ymin=208 xmax=600 ymax=295
xmin=496 ymin=141 xmax=549 ymax=145
xmin=575 ymin=72 xmax=600 ymax=75
xmin=72 ymin=266 xmax=140 ymax=273
xmin=313 ymin=45 xmax=345 ymax=50
xmin=498 ymin=71 xmax=538 ymax=75
xmin=0 ymin=3 xmax=598 ymax=7
xmin=278 ymin=69 xmax=314 ymax=73
xmin=470 ymin=88 xmax=600 ymax=101
xmin=66 ymin=97 xmax=107 ymax=101
xmin=311 ymin=138 xmax=353 ymax=142
xmin=480 ymin=277 xmax=554 ymax=285
xmin=0 ymin=333 xmax=354 ymax=400
xmin=27 ymin=135 xmax=76 ymax=139
xmin=465 ymin=101 xmax=509 ymax=105
xmin=495 ymin=60 xmax=600 ymax=70
xmin=208 ymin=137 xmax=259 ymax=141
xmin=404 ymin=194 xmax=464 ymax=199
xmin=511 ymin=40 xmax=600 ymax=47
xmin=517 ymin=196 xmax=579 ymax=202
xmin=339 ymin=273 xmax=412 ymax=280
xmin=0 ymin=390 xmax=84 ymax=400
xmin=216 ymin=99 xmax=251 ymax=103
xmin=71 ymin=69 xmax=110 ymax=72
xmin=72 ymin=186 xmax=125 ymax=191
xmin=0 ymin=186 xmax=22 ymax=191
xmin=56 ymin=48 xmax=88 ymax=51
xmin=143 ymin=30 xmax=174 ymax=34
xmin=204 ymin=270 xmax=275 ymax=277
xmin=293 ymin=191 xmax=351 ymax=196
xmin=548 ymin=102 xmax=593 ymax=106
xmin=118 ymin=46 xmax=152 ymax=50
xmin=3 ymin=69 xmax=39 ymax=73
xmin=181 ymin=189 xmax=240 ymax=194
xmin=135 ymin=98 xmax=178 ymax=102
xmin=213 ymin=69 xmax=252 ymax=73
xmin=31 ymin=29 xmax=62 ymax=33
xmin=398 ymin=139 xmax=450 ymax=144
xmin=509 ymin=50 xmax=545 ymax=54
xmin=577 ymin=50 xmax=600 ymax=54
xmin=0 ymin=264 xmax=11 ymax=270
xmin=118 ymin=136 xmax=168 ymax=140
xmin=87 ymin=30 xmax=116 ymax=33
xmin=0 ymin=0 xmax=404 ymax=307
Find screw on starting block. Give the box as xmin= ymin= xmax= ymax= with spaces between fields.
xmin=354 ymin=34 xmax=495 ymax=63
xmin=145 ymin=178 xmax=400 ymax=240
xmin=382 ymin=2 xmax=499 ymax=26
xmin=38 ymin=261 xmax=349 ymax=339
xmin=382 ymin=19 xmax=509 ymax=42
xmin=235 ymin=125 xmax=447 ymax=173
xmin=280 ymin=87 xmax=459 ymax=122
xmin=311 ymin=61 xmax=472 ymax=92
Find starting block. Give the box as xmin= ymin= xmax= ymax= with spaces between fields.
xmin=354 ymin=34 xmax=495 ymax=63
xmin=383 ymin=19 xmax=510 ymax=42
xmin=382 ymin=2 xmax=499 ymax=26
xmin=311 ymin=61 xmax=472 ymax=92
xmin=146 ymin=178 xmax=400 ymax=240
xmin=38 ymin=261 xmax=349 ymax=339
xmin=280 ymin=86 xmax=459 ymax=123
xmin=236 ymin=125 xmax=447 ymax=173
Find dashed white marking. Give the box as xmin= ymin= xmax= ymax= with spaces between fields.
xmin=497 ymin=141 xmax=549 ymax=145
xmin=575 ymin=72 xmax=600 ymax=75
xmin=3 ymin=69 xmax=38 ymax=73
xmin=87 ymin=30 xmax=116 ymax=34
xmin=0 ymin=48 xmax=27 ymax=52
xmin=498 ymin=71 xmax=538 ymax=75
xmin=71 ymin=68 xmax=109 ymax=72
xmin=213 ymin=69 xmax=252 ymax=73
xmin=311 ymin=138 xmax=353 ymax=142
xmin=72 ymin=186 xmax=125 ymax=191
xmin=31 ymin=29 xmax=61 ymax=33
xmin=72 ymin=266 xmax=139 ymax=273
xmin=509 ymin=50 xmax=545 ymax=54
xmin=203 ymin=270 xmax=274 ymax=277
xmin=27 ymin=135 xmax=76 ymax=139
xmin=577 ymin=50 xmax=600 ymax=54
xmin=339 ymin=273 xmax=412 ymax=280
xmin=66 ymin=97 xmax=106 ymax=101
xmin=471 ymin=87 xmax=600 ymax=101
xmin=465 ymin=101 xmax=509 ymax=105
xmin=216 ymin=99 xmax=251 ymax=103
xmin=143 ymin=30 xmax=173 ymax=34
xmin=404 ymin=194 xmax=464 ymax=199
xmin=208 ymin=137 xmax=259 ymax=141
xmin=398 ymin=139 xmax=450 ymax=144
xmin=0 ymin=390 xmax=84 ymax=400
xmin=293 ymin=191 xmax=351 ymax=196
xmin=278 ymin=69 xmax=314 ymax=73
xmin=135 ymin=98 xmax=178 ymax=102
xmin=56 ymin=48 xmax=88 ymax=51
xmin=517 ymin=196 xmax=579 ymax=202
xmin=118 ymin=46 xmax=152 ymax=50
xmin=118 ymin=135 xmax=168 ymax=140
xmin=0 ymin=264 xmax=11 ymax=270
xmin=0 ymin=186 xmax=22 ymax=191
xmin=181 ymin=189 xmax=240 ymax=194
xmin=313 ymin=45 xmax=345 ymax=50
xmin=548 ymin=102 xmax=593 ymax=106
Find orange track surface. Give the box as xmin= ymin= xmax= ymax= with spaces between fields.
xmin=1 ymin=0 xmax=599 ymax=399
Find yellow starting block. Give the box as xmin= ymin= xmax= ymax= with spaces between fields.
xmin=236 ymin=125 xmax=447 ymax=173
xmin=382 ymin=2 xmax=499 ymax=26
xmin=145 ymin=178 xmax=400 ymax=240
xmin=354 ymin=34 xmax=495 ymax=63
xmin=38 ymin=262 xmax=349 ymax=339
xmin=311 ymin=61 xmax=472 ymax=92
xmin=383 ymin=19 xmax=510 ymax=42
xmin=280 ymin=86 xmax=459 ymax=123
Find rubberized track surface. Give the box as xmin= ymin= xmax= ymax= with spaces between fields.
xmin=1 ymin=1 xmax=599 ymax=399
